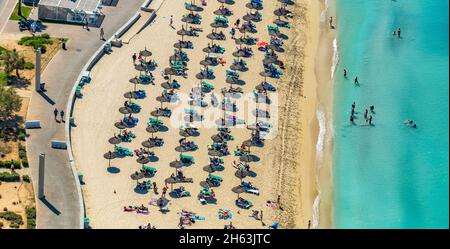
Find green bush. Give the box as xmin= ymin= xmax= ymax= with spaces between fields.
xmin=0 ymin=160 xmax=22 ymax=169
xmin=21 ymin=159 xmax=29 ymax=168
xmin=25 ymin=206 xmax=36 ymax=229
xmin=0 ymin=211 xmax=23 ymax=228
xmin=0 ymin=72 xmax=9 ymax=87
xmin=24 ymin=61 xmax=34 ymax=70
xmin=0 ymin=172 xmax=20 ymax=182
xmin=18 ymin=34 xmax=53 ymax=54
xmin=22 ymin=175 xmax=30 ymax=182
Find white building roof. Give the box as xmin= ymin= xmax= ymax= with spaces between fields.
xmin=39 ymin=0 xmax=101 ymax=12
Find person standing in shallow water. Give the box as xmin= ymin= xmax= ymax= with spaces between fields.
xmin=354 ymin=77 xmax=359 ymax=85
xmin=344 ymin=69 xmax=347 ymax=78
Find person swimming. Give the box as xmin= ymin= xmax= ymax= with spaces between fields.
xmin=404 ymin=120 xmax=417 ymax=128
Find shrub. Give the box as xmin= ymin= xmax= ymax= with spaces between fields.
xmin=0 ymin=172 xmax=20 ymax=182
xmin=22 ymin=175 xmax=30 ymax=182
xmin=0 ymin=160 xmax=22 ymax=169
xmin=21 ymin=159 xmax=29 ymax=168
xmin=0 ymin=211 xmax=23 ymax=228
xmin=24 ymin=61 xmax=34 ymax=70
xmin=18 ymin=34 xmax=53 ymax=53
xmin=41 ymin=34 xmax=50 ymax=39
xmin=25 ymin=206 xmax=36 ymax=229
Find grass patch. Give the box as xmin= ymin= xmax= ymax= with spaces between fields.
xmin=9 ymin=3 xmax=32 ymax=21
xmin=25 ymin=206 xmax=36 ymax=229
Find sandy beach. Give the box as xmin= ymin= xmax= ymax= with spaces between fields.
xmin=71 ymin=0 xmax=323 ymax=229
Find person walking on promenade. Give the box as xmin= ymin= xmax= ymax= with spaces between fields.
xmin=53 ymin=108 xmax=58 ymax=121
xmin=83 ymin=18 xmax=90 ymax=31
xmin=100 ymin=27 xmax=105 ymax=40
xmin=60 ymin=110 xmax=65 ymax=122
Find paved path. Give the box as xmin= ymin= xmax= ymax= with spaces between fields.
xmin=0 ymin=0 xmax=16 ymax=35
xmin=23 ymin=0 xmax=146 ymax=229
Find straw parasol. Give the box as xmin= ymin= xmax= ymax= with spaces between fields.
xmin=130 ymin=171 xmax=145 ymax=181
xmin=232 ymin=185 xmax=245 ymax=198
xmin=108 ymin=135 xmax=121 ymax=145
xmin=103 ymin=151 xmax=117 ymax=168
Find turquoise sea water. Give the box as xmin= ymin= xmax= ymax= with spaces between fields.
xmin=332 ymin=0 xmax=449 ymax=228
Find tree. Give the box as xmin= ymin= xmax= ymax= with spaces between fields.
xmin=18 ymin=1 xmax=23 ymax=17
xmin=0 ymin=86 xmax=22 ymax=121
xmin=0 ymin=49 xmax=25 ymax=79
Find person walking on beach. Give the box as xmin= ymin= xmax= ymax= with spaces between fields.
xmin=329 ymin=16 xmax=334 ymax=29
xmin=60 ymin=110 xmax=65 ymax=122
xmin=235 ymin=18 xmax=240 ymax=28
xmin=308 ymin=220 xmax=311 ymax=229
xmin=153 ymin=182 xmax=158 ymax=194
xmin=132 ymin=53 xmax=137 ymax=65
xmin=100 ymin=27 xmax=105 ymax=40
xmin=169 ymin=15 xmax=174 ymax=29
xmin=260 ymin=210 xmax=264 ymax=225
xmin=277 ymin=195 xmax=283 ymax=210
xmin=53 ymin=108 xmax=58 ymax=121
xmin=162 ymin=186 xmax=167 ymax=197
xmin=230 ymin=27 xmax=236 ymax=39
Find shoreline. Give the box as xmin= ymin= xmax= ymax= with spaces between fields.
xmin=314 ymin=0 xmax=336 ymax=228
xmin=274 ymin=0 xmax=322 ymax=229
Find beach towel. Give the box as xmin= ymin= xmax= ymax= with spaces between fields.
xmin=270 ymin=222 xmax=279 ymax=229
xmin=218 ymin=209 xmax=232 ymax=220
xmin=194 ymin=215 xmax=205 ymax=220
xmin=266 ymin=200 xmax=278 ymax=209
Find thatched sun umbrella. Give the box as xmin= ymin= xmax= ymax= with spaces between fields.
xmin=103 ymin=151 xmax=117 ymax=168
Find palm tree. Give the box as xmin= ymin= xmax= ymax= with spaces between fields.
xmin=1 ymin=49 xmax=25 ymax=79
xmin=18 ymin=0 xmax=22 ymax=17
